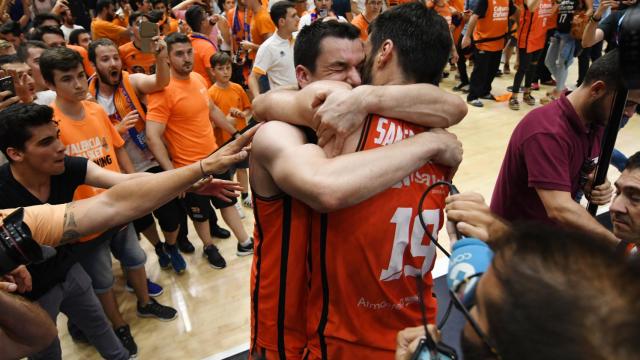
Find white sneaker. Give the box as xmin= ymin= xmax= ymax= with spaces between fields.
xmin=235 ymin=202 xmax=245 ymax=219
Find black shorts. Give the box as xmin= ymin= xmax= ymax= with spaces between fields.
xmin=132 ymin=165 xmax=183 ymax=233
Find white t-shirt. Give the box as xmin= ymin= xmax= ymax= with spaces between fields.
xmin=61 ymin=24 xmax=85 ymax=42
xmin=252 ymin=33 xmax=297 ymax=89
xmin=96 ymin=92 xmax=158 ymax=172
xmin=34 ymin=90 xmax=56 ymax=105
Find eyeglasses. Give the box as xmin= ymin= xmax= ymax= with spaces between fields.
xmin=414 ymin=181 xmax=501 ymax=359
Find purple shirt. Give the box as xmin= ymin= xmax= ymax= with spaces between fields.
xmin=490 ymin=94 xmax=603 ymax=223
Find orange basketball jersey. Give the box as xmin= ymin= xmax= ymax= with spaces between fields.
xmin=306 ymin=115 xmax=449 ymax=359
xmin=251 ymin=194 xmax=311 ymax=359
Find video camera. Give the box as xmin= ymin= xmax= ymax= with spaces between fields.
xmin=0 ymin=208 xmax=50 ymax=276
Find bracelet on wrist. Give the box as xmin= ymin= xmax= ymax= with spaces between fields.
xmin=199 ymin=160 xmax=207 ymax=178
xmin=590 ymin=14 xmax=601 ymax=22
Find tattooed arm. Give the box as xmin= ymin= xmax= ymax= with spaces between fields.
xmin=55 ymin=127 xmax=257 ymax=245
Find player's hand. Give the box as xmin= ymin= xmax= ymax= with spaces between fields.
xmin=201 ymin=123 xmax=260 ymax=174
xmin=588 ymin=178 xmax=613 ymax=205
xmin=395 ymin=325 xmax=441 ymax=360
xmin=429 ymin=128 xmax=463 ymax=168
xmin=2 ymin=265 xmax=32 ymax=293
xmin=461 ymin=35 xmax=471 ymax=49
xmin=445 ymin=192 xmax=509 ymax=244
xmin=313 ymin=89 xmax=365 ymax=156
xmin=193 ymin=178 xmax=243 ymax=202
xmin=226 ymin=115 xmax=237 ymax=126
xmin=116 ymin=110 xmax=139 ymax=134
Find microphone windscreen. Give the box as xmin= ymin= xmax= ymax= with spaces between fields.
xmin=447 ymin=238 xmax=493 ymax=308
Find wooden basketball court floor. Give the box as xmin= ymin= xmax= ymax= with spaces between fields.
xmin=57 ymin=61 xmax=639 ymax=359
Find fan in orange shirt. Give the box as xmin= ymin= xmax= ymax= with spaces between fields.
xmin=227 ymin=1 xmax=254 ymax=86
xmin=508 ymin=0 xmax=556 ymax=111
xmin=91 ymin=0 xmax=131 ymax=46
xmin=208 ymin=52 xmax=252 ymax=206
xmin=185 ymin=5 xmax=219 ymax=87
xmin=118 ymin=12 xmax=159 ymax=74
xmin=350 ymin=0 xmax=382 ymax=41
xmin=246 ymin=0 xmax=275 ymax=55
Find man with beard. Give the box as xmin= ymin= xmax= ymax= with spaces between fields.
xmin=146 ymin=32 xmax=253 ymax=269
xmin=87 ymin=37 xmax=189 ymax=274
xmin=249 ymin=5 xmax=464 ymax=358
xmin=490 ymin=49 xmax=639 ymax=245
xmin=91 ymin=0 xmax=131 ymax=46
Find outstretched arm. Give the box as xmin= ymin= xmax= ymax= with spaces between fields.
xmin=58 ymin=127 xmax=258 ymax=245
xmin=130 ymin=37 xmax=170 ymax=95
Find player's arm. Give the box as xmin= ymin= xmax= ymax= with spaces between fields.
xmin=209 ymin=99 xmax=237 ymax=135
xmin=254 ymin=121 xmax=462 ymax=212
xmin=58 ymin=127 xmax=257 ymax=245
xmin=129 ymin=38 xmax=170 ymax=95
xmin=145 ymin=120 xmax=176 ymax=171
xmin=0 ymin=288 xmax=58 ymax=359
xmin=84 ymin=161 xmax=151 ymax=189
xmin=536 ymin=188 xmax=619 ymax=245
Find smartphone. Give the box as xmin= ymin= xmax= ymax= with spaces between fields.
xmin=139 ymin=21 xmax=159 ymax=53
xmin=410 ymin=339 xmax=458 ymax=360
xmin=319 ymin=9 xmax=328 ymax=17
xmin=0 ymin=76 xmax=15 ymax=97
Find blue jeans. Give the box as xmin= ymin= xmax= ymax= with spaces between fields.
xmin=545 ymin=32 xmax=575 ymax=93
xmin=75 ymin=224 xmax=147 ymax=294
xmin=611 ymin=116 xmax=631 ymax=171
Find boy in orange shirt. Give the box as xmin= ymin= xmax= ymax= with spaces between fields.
xmin=208 ymin=52 xmax=252 ymax=207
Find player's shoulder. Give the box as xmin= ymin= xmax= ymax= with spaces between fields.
xmin=254 ymin=121 xmax=310 ymax=150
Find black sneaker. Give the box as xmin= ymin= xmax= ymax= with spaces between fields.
xmin=137 ymin=298 xmax=178 ymax=321
xmin=480 ymin=93 xmax=497 ymax=101
xmin=177 ymin=235 xmax=195 ymax=254
xmin=237 ymin=238 xmax=254 ymax=256
xmin=210 ymin=225 xmax=231 ymax=239
xmin=452 ymin=82 xmax=469 ymax=92
xmin=203 ymin=245 xmax=227 ymax=269
xmin=154 ymin=243 xmax=171 ymax=269
xmin=115 ymin=325 xmax=138 ymax=358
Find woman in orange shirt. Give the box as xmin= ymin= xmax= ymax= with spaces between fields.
xmin=508 ymin=0 xmax=556 ymax=110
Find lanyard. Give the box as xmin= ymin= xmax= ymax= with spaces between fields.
xmin=191 ymin=33 xmax=218 ymax=51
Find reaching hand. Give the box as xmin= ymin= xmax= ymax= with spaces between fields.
xmin=193 ymin=178 xmax=243 ymax=202
xmin=588 ymin=178 xmax=613 ymax=206
xmin=201 ymin=124 xmax=260 ymax=175
xmin=445 ymin=192 xmax=509 ymax=243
